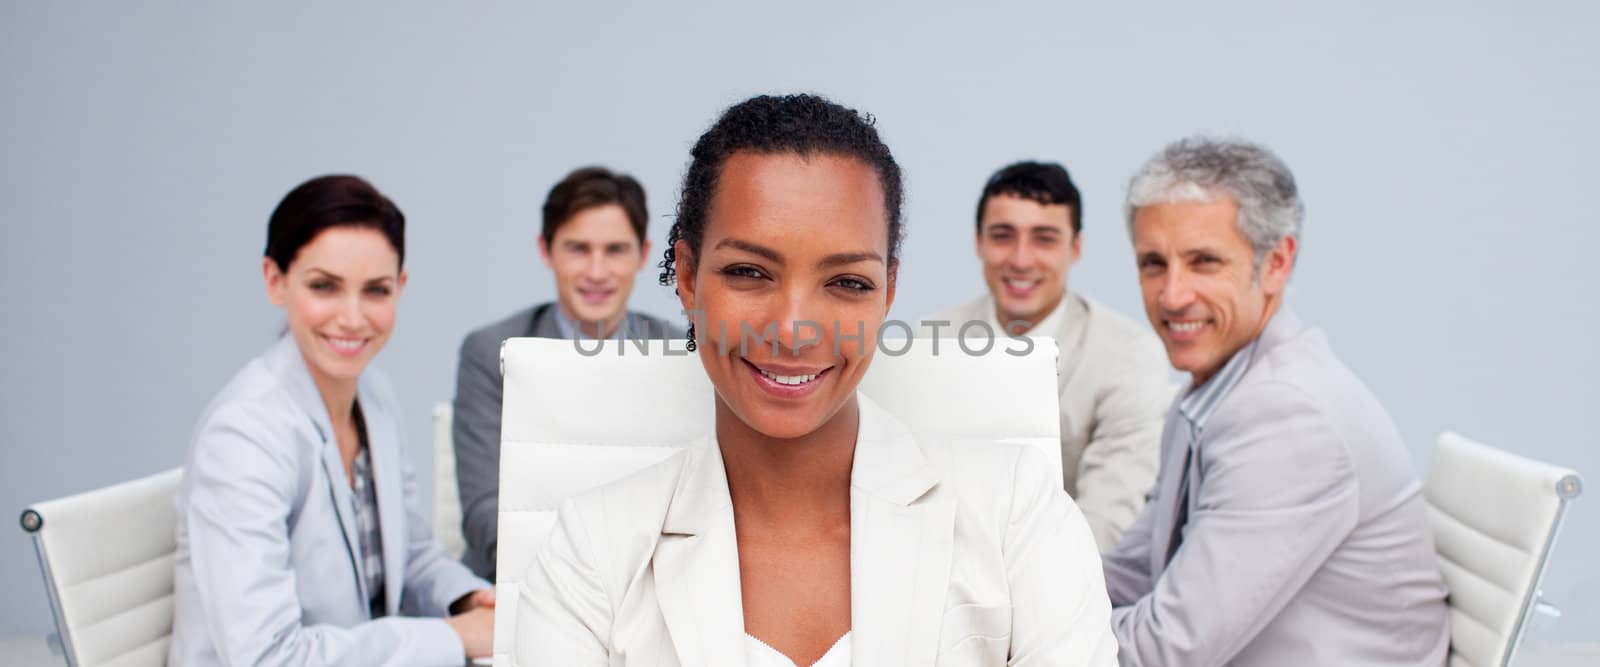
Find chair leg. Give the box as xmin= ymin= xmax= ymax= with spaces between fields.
xmin=29 ymin=534 xmax=78 ymax=667
xmin=1532 ymin=592 xmax=1562 ymax=619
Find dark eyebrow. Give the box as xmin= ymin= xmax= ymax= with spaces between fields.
xmin=304 ymin=268 xmax=342 ymax=281
xmin=714 ymin=238 xmax=784 ymax=265
xmin=819 ymin=251 xmax=884 ymax=268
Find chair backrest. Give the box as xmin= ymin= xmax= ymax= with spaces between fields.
xmin=1424 ymin=431 xmax=1583 ymax=667
xmin=19 ymin=468 xmax=183 ymax=667
xmin=431 ymin=402 xmax=466 ymax=560
xmin=491 ymin=336 xmax=1063 ymax=664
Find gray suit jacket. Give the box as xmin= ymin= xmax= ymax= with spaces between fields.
xmin=1101 ymin=309 xmax=1449 ymax=667
xmin=452 ymin=302 xmax=682 ymax=578
xmin=928 ymin=292 xmax=1174 ymax=551
xmin=171 ymin=336 xmax=486 ymax=666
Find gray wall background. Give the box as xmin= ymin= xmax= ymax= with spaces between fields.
xmin=3 ymin=0 xmax=1594 ymax=646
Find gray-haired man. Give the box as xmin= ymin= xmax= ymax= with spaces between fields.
xmin=1102 ymin=137 xmax=1449 ymax=666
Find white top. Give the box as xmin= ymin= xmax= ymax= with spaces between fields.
xmin=745 ymin=632 xmax=852 ymax=667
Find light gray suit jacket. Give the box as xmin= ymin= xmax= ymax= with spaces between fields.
xmin=171 ymin=336 xmax=486 ymax=666
xmin=515 ymin=395 xmax=1118 ymax=666
xmin=452 ymin=302 xmax=682 ymax=578
xmin=1101 ymin=309 xmax=1449 ymax=666
xmin=928 ymin=292 xmax=1173 ymax=551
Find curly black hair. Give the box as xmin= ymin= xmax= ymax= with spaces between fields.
xmin=658 ymin=93 xmax=905 ymax=291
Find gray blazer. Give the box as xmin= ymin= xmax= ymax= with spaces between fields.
xmin=171 ymin=336 xmax=486 ymax=666
xmin=928 ymin=292 xmax=1174 ymax=551
xmin=1101 ymin=309 xmax=1449 ymax=666
xmin=452 ymin=302 xmax=682 ymax=578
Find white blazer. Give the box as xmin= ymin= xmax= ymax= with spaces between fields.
xmin=170 ymin=336 xmax=487 ymax=666
xmin=515 ymin=395 xmax=1117 ymax=666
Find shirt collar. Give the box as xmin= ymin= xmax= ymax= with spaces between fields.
xmin=1177 ymin=335 xmax=1260 ymax=431
xmin=1176 ymin=306 xmax=1299 ymax=435
xmin=553 ymin=306 xmax=628 ymax=341
xmin=984 ymin=292 xmax=1070 ymax=336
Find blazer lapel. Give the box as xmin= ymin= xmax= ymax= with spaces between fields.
xmin=528 ymin=302 xmax=564 ymax=339
xmin=653 ymin=438 xmax=747 ymax=667
xmin=361 ymin=390 xmax=407 ymax=617
xmin=271 ymin=336 xmax=369 ymax=607
xmin=1051 ymin=293 xmax=1091 ymax=395
xmin=1147 ymin=411 xmax=1190 ymax=578
xmin=315 ymin=442 xmax=369 ymax=607
xmin=850 ymin=396 xmax=953 ymax=666
xmin=272 ymin=337 xmax=368 ymax=607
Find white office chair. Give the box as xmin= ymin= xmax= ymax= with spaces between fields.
xmin=1424 ymin=432 xmax=1583 ymax=667
xmin=490 ymin=336 xmax=1063 ymax=665
xmin=19 ymin=468 xmax=184 ymax=667
xmin=432 ymin=402 xmax=467 ymax=560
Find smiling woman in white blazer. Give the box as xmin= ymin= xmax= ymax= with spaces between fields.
xmin=515 ymin=95 xmax=1116 ymax=667
xmin=169 ymin=175 xmax=494 ymax=666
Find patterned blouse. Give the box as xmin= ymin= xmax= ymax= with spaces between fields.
xmin=350 ymin=407 xmax=385 ymax=618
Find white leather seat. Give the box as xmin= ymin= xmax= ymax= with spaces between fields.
xmin=1424 ymin=432 xmax=1583 ymax=667
xmin=19 ymin=468 xmax=183 ymax=667
xmin=432 ymin=402 xmax=467 ymax=560
xmin=490 ymin=336 xmax=1062 ymax=665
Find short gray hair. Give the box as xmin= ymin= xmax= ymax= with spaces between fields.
xmin=1124 ymin=136 xmax=1304 ymax=268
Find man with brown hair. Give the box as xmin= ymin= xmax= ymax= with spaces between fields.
xmin=452 ymin=166 xmax=681 ymax=579
xmin=927 ymin=161 xmax=1173 ymax=552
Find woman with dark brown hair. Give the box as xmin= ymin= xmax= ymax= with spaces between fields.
xmin=170 ymin=175 xmax=495 ymax=666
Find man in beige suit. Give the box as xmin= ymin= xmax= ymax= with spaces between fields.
xmin=927 ymin=161 xmax=1173 ymax=551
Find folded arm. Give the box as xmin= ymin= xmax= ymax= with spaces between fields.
xmin=1073 ymin=347 xmax=1174 ymax=550
xmin=1111 ymin=383 xmax=1360 ymax=667
xmin=183 ymin=404 xmax=464 ymax=666
xmin=453 ymin=330 xmax=504 ymax=578
xmin=1099 ymin=496 xmax=1158 ymax=607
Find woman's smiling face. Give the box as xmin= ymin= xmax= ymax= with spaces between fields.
xmin=264 ymin=226 xmax=405 ymax=390
xmin=675 ymin=150 xmax=896 ymax=441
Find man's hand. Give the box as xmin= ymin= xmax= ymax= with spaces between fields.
xmin=446 ymin=604 xmax=494 ymax=659
xmin=451 ymin=587 xmax=497 ymax=614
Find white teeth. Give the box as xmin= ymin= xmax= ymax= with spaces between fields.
xmin=1004 ymin=278 xmax=1037 ymax=289
xmin=328 ymin=337 xmax=364 ymax=351
xmin=759 ymin=369 xmax=818 ymax=386
xmin=1169 ymin=321 xmax=1204 ymax=333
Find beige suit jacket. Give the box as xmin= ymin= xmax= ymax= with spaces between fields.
xmin=514 ymin=395 xmax=1117 ymax=666
xmin=927 ymin=293 xmax=1174 ymax=550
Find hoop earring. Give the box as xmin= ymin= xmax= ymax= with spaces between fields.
xmin=685 ymin=323 xmax=697 ymax=352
